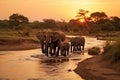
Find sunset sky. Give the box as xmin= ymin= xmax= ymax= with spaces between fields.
xmin=0 ymin=0 xmax=120 ymax=22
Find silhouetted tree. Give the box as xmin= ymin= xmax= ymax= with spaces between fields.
xmin=76 ymin=9 xmax=90 ymax=31
xmin=101 ymin=21 xmax=115 ymax=31
xmin=0 ymin=20 xmax=9 ymax=28
xmin=29 ymin=21 xmax=41 ymax=28
xmin=90 ymin=12 xmax=108 ymax=22
xmin=43 ymin=19 xmax=56 ymax=29
xmin=9 ymin=13 xmax=29 ymax=26
xmin=110 ymin=16 xmax=120 ymax=31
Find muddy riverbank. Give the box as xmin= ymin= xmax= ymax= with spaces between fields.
xmin=74 ymin=55 xmax=120 ymax=80
xmin=0 ymin=39 xmax=40 ymax=51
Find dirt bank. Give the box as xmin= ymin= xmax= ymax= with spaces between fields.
xmin=74 ymin=55 xmax=120 ymax=80
xmin=0 ymin=39 xmax=40 ymax=51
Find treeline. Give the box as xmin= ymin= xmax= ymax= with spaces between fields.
xmin=0 ymin=11 xmax=120 ymax=35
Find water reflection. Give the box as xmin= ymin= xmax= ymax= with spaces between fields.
xmin=0 ymin=36 xmax=106 ymax=80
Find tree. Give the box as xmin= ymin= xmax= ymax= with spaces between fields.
xmin=76 ymin=9 xmax=90 ymax=32
xmin=9 ymin=13 xmax=29 ymax=26
xmin=0 ymin=20 xmax=9 ymax=28
xmin=90 ymin=12 xmax=108 ymax=22
xmin=76 ymin=9 xmax=89 ymax=20
xmin=101 ymin=21 xmax=115 ymax=31
xmin=43 ymin=19 xmax=56 ymax=29
xmin=110 ymin=16 xmax=120 ymax=31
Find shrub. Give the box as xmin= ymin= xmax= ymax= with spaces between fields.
xmin=102 ymin=38 xmax=120 ymax=63
xmin=88 ymin=47 xmax=100 ymax=55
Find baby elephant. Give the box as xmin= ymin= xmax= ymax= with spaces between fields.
xmin=60 ymin=41 xmax=70 ymax=56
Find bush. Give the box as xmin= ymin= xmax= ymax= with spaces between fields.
xmin=88 ymin=47 xmax=100 ymax=55
xmin=102 ymin=38 xmax=120 ymax=63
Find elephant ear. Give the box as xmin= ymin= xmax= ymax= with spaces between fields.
xmin=36 ymin=31 xmax=46 ymax=42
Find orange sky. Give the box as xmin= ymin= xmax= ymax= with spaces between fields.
xmin=0 ymin=0 xmax=120 ymax=22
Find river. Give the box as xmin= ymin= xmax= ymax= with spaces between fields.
xmin=0 ymin=36 xmax=106 ymax=80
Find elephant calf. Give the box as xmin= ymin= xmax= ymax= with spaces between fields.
xmin=60 ymin=41 xmax=70 ymax=56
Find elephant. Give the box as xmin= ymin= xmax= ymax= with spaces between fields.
xmin=36 ymin=31 xmax=46 ymax=54
xmin=70 ymin=36 xmax=85 ymax=52
xmin=36 ymin=31 xmax=66 ymax=57
xmin=60 ymin=41 xmax=70 ymax=56
xmin=43 ymin=31 xmax=53 ymax=56
xmin=49 ymin=31 xmax=66 ymax=57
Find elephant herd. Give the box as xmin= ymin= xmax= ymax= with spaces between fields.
xmin=36 ymin=31 xmax=85 ymax=57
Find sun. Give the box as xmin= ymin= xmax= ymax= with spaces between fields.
xmin=79 ymin=19 xmax=85 ymax=23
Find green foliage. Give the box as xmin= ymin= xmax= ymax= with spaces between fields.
xmin=102 ymin=38 xmax=120 ymax=63
xmin=88 ymin=47 xmax=101 ymax=55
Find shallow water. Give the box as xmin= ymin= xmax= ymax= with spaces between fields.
xmin=0 ymin=36 xmax=106 ymax=80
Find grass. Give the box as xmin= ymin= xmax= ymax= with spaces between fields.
xmin=0 ymin=28 xmax=40 ymax=43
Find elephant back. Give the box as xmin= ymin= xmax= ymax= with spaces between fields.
xmin=75 ymin=37 xmax=85 ymax=45
xmin=70 ymin=36 xmax=85 ymax=45
xmin=70 ymin=38 xmax=76 ymax=45
xmin=60 ymin=41 xmax=69 ymax=50
xmin=51 ymin=31 xmax=65 ymax=42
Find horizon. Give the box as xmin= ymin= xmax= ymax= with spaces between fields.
xmin=0 ymin=0 xmax=120 ymax=22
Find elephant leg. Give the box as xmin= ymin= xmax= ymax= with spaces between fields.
xmin=67 ymin=49 xmax=69 ymax=55
xmin=50 ymin=44 xmax=54 ymax=56
xmin=75 ymin=45 xmax=78 ymax=51
xmin=79 ymin=46 xmax=81 ymax=51
xmin=61 ymin=49 xmax=63 ymax=56
xmin=53 ymin=46 xmax=56 ymax=56
xmin=82 ymin=45 xmax=84 ymax=50
xmin=62 ymin=50 xmax=66 ymax=56
xmin=76 ymin=45 xmax=79 ymax=51
xmin=78 ymin=45 xmax=81 ymax=51
xmin=49 ymin=47 xmax=52 ymax=56
xmin=45 ymin=46 xmax=49 ymax=56
xmin=56 ymin=47 xmax=60 ymax=57
xmin=73 ymin=45 xmax=76 ymax=51
xmin=41 ymin=43 xmax=46 ymax=53
xmin=71 ymin=45 xmax=73 ymax=52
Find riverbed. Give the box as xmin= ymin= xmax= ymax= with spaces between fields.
xmin=0 ymin=36 xmax=106 ymax=80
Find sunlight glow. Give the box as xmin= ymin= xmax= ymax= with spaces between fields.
xmin=79 ymin=19 xmax=85 ymax=23
xmin=0 ymin=0 xmax=120 ymax=21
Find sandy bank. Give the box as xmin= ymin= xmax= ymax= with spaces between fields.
xmin=0 ymin=39 xmax=40 ymax=51
xmin=74 ymin=55 xmax=120 ymax=80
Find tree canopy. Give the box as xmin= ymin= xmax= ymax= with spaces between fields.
xmin=9 ymin=13 xmax=29 ymax=26
xmin=90 ymin=12 xmax=108 ymax=22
